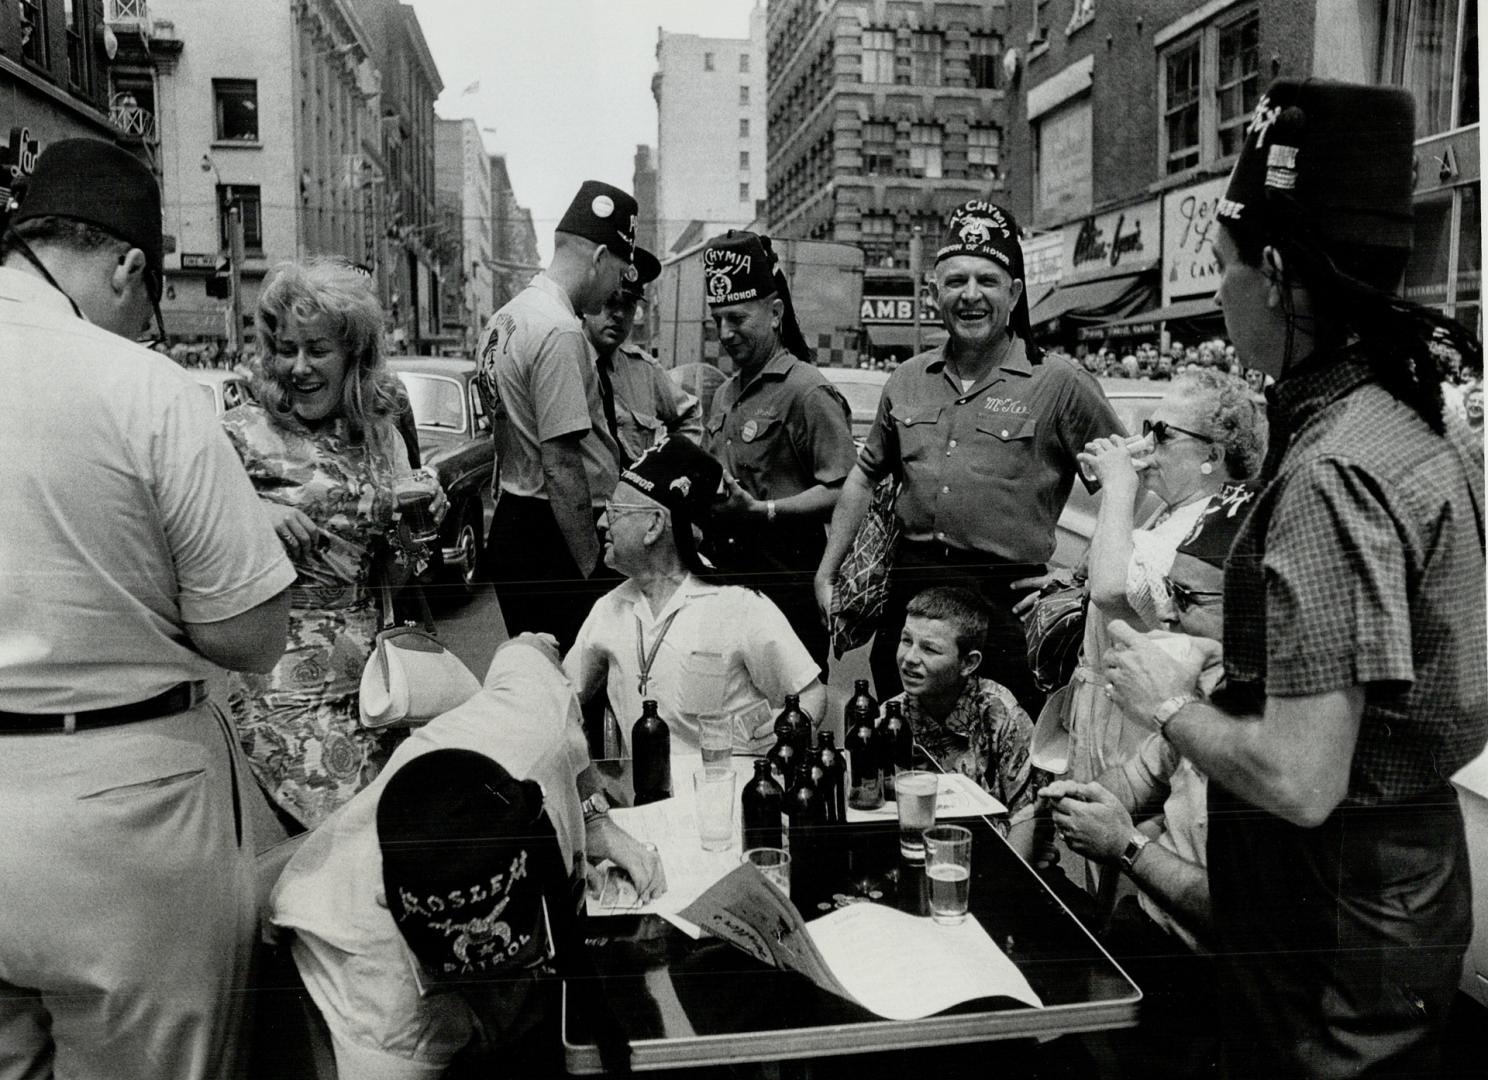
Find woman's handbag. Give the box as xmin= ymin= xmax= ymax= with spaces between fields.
xmin=1023 ymin=576 xmax=1089 ymax=694
xmin=359 ymin=625 xmax=481 ymax=729
xmin=829 ymin=476 xmax=901 ymax=658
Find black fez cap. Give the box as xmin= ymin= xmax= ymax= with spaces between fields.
xmin=1176 ymin=481 xmax=1261 ymax=569
xmin=935 ymin=199 xmax=1039 ymax=359
xmin=377 ymin=749 xmax=564 ymax=988
xmin=557 ymin=180 xmax=637 ymax=262
xmin=703 ymin=230 xmax=778 ymax=306
xmin=1218 ymin=80 xmax=1416 ymax=278
xmin=11 ymin=138 xmax=164 ymax=278
xmin=619 ymin=437 xmax=724 ymax=574
xmin=620 ymin=245 xmax=661 ymax=301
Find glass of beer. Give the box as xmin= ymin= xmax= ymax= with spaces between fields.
xmin=924 ymin=824 xmax=973 ymax=924
xmin=693 ymin=768 xmax=736 ymax=852
xmin=742 ymin=847 xmax=791 ymax=893
xmin=698 ymin=711 xmax=732 ymax=768
xmin=894 ymin=769 xmax=939 ymax=860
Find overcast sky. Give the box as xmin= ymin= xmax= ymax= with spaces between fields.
xmin=410 ymin=0 xmax=760 ymax=261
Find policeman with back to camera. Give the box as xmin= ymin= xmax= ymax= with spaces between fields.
xmin=0 ymin=138 xmax=294 ymax=1079
xmin=816 ymin=199 xmax=1121 ymax=715
xmin=582 ymin=242 xmax=702 ymax=463
xmin=703 ymin=229 xmax=856 ymax=676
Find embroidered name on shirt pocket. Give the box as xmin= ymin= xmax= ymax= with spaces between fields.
xmin=971 ymin=417 xmax=1038 ymax=475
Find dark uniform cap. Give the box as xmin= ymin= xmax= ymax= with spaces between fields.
xmin=1177 ymin=480 xmax=1262 ymax=568
xmin=377 ymin=749 xmax=564 ymax=988
xmin=620 ymin=245 xmax=662 ymax=301
xmin=10 ymin=138 xmax=164 ymax=278
xmin=619 ymin=436 xmax=724 ymax=573
xmin=1217 ymin=79 xmax=1416 ymax=257
xmin=703 ymin=230 xmax=778 ymax=306
xmin=557 ymin=180 xmax=638 ymax=262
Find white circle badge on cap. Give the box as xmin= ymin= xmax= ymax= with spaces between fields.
xmin=592 ymin=195 xmax=615 ymax=219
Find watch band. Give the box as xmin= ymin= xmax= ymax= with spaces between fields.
xmin=581 ymin=792 xmax=610 ymax=822
xmin=766 ymin=499 xmax=778 ymax=522
xmin=1119 ymin=831 xmax=1150 ymax=873
xmin=1152 ymin=693 xmax=1198 ymax=734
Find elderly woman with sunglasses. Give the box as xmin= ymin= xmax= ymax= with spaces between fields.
xmin=222 ymin=258 xmax=446 ymax=837
xmin=1057 ymin=368 xmax=1264 ymax=814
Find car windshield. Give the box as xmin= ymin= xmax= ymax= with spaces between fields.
xmin=832 ymin=377 xmax=886 ymax=421
xmin=397 ymin=373 xmax=466 ymax=431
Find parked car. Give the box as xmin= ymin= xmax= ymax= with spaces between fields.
xmin=187 ymin=368 xmax=254 ymax=415
xmin=821 ymin=365 xmax=890 ymax=446
xmin=388 ymin=357 xmax=495 ymax=596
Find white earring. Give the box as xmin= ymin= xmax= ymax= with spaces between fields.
xmin=1200 ymin=462 xmax=1214 ymax=475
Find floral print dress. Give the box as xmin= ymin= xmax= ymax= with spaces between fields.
xmin=222 ymin=403 xmax=412 ymax=829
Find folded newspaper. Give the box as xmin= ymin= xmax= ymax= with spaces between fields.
xmin=678 ymin=864 xmax=1042 ymax=1020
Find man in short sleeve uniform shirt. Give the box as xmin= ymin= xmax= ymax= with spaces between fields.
xmin=703 ymin=230 xmax=856 ymax=674
xmin=477 ymin=181 xmax=633 ymax=649
xmin=0 ymin=140 xmax=294 ymax=1079
xmin=819 ymin=200 xmax=1121 ymax=714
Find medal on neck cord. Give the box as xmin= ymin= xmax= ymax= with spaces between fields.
xmin=634 ymin=609 xmax=682 ymax=697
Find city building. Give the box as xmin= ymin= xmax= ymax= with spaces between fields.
xmin=765 ymin=0 xmax=1010 ymax=363
xmin=652 ymin=1 xmax=767 ymax=254
xmin=435 ymin=116 xmax=493 ymax=352
xmin=487 ymin=151 xmax=541 ymax=311
xmin=139 ymin=0 xmax=380 ymax=345
xmin=633 ymin=142 xmax=659 ymax=257
xmin=350 ymin=0 xmax=443 ymax=352
xmin=1003 ymin=0 xmax=1479 ymax=352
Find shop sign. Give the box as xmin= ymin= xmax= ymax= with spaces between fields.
xmin=1061 ymin=198 xmax=1160 ymax=280
xmin=1162 ymin=175 xmax=1228 ymax=305
xmin=1020 ymin=231 xmax=1064 ymax=289
xmin=860 ymin=291 xmax=939 ymax=324
xmin=1 ymin=127 xmax=41 ymax=207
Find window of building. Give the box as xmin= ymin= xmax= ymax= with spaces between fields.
xmin=911 ymin=31 xmax=943 ymax=86
xmin=861 ymin=28 xmax=896 ymax=84
xmin=110 ymin=71 xmax=158 ymax=142
xmin=908 ymin=124 xmax=943 ymax=179
xmin=862 ymin=120 xmax=897 ymax=175
xmin=64 ymin=0 xmax=90 ymax=90
xmin=740 ymin=150 xmax=750 ymax=169
xmin=1157 ymin=6 xmax=1259 ymax=176
xmin=739 ymin=118 xmax=750 ymax=138
xmin=739 ymin=181 xmax=751 ymax=202
xmin=967 ymin=125 xmax=1002 ymax=181
xmin=1029 ymin=0 xmax=1053 ymax=47
xmin=218 ymin=185 xmax=264 ymax=252
xmin=214 ymin=80 xmax=260 ymax=142
xmin=740 ymin=84 xmax=750 ymax=105
xmin=1379 ymin=0 xmax=1479 ymax=135
xmin=969 ymin=32 xmax=1001 ymax=90
xmin=704 ymin=52 xmax=715 ymax=71
xmin=740 ymin=53 xmax=750 ymax=73
xmin=19 ymin=0 xmax=47 ymax=66
xmin=861 ymin=213 xmax=896 ymax=267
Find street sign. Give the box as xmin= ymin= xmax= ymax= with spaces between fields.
xmin=181 ymin=252 xmax=216 ymax=270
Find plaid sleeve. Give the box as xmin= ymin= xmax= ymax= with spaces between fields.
xmin=1263 ymin=457 xmax=1416 ymax=695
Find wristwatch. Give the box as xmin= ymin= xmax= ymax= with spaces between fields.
xmin=766 ymin=499 xmax=778 ymax=522
xmin=581 ymin=791 xmax=611 ymax=822
xmin=1119 ymin=831 xmax=1151 ymax=874
xmin=1152 ymin=693 xmax=1198 ymax=736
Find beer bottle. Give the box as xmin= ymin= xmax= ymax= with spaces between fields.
xmin=877 ymin=699 xmax=913 ymax=800
xmin=785 ymin=766 xmax=826 ymax=905
xmin=766 ymin=736 xmax=799 ymax=791
xmin=773 ymin=694 xmax=811 ymax=756
xmin=845 ymin=708 xmax=884 ymax=811
xmin=741 ymin=758 xmax=785 ymax=851
xmin=813 ymin=732 xmax=846 ymax=824
xmin=846 ymin=678 xmax=879 ymax=729
xmin=632 ymin=699 xmax=672 ymax=805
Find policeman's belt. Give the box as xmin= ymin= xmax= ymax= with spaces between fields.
xmin=0 ymin=681 xmax=206 ymax=734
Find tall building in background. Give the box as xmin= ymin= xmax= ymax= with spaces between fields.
xmin=488 ymin=152 xmax=541 ymax=310
xmin=435 ymin=117 xmax=493 ymax=351
xmin=652 ymin=1 xmax=767 ymax=254
xmin=766 ymin=0 xmax=1009 ymax=362
xmin=1002 ymin=0 xmax=1479 ymax=354
xmin=633 ymin=143 xmax=659 ymax=256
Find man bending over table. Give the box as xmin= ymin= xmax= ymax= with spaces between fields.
xmin=566 ymin=437 xmax=826 ymax=756
xmin=270 ymin=634 xmax=663 ymax=1079
xmin=884 ymin=586 xmax=1041 ymax=859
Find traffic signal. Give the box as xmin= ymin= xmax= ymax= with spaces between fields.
xmin=205 ymin=258 xmax=231 ymax=299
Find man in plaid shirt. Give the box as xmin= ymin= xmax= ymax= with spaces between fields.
xmin=1103 ymin=80 xmax=1486 ymax=1078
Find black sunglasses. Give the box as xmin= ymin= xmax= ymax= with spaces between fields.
xmin=1165 ymin=576 xmax=1224 ymax=613
xmin=1143 ymin=419 xmax=1215 ymax=445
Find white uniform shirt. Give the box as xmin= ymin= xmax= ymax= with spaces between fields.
xmin=565 ymin=575 xmax=820 ymax=755
xmin=0 ymin=267 xmax=294 ymax=711
xmin=270 ymin=640 xmax=590 ymax=1070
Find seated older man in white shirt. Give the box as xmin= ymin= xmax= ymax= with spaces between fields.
xmin=566 ymin=438 xmax=826 ymax=755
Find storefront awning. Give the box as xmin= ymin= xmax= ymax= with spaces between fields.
xmin=1029 ymin=273 xmax=1155 ymax=329
xmin=1024 ymin=282 xmax=1056 ymax=312
xmin=864 ymin=324 xmax=948 ymax=350
xmin=1104 ymin=295 xmax=1220 ymax=327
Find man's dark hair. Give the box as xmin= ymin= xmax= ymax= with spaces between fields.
xmin=1 ymin=216 xmax=130 ymax=261
xmin=905 ymin=586 xmax=988 ymax=658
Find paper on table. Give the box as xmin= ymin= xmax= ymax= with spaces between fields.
xmin=805 ymin=903 xmax=1043 ymax=1019
xmin=844 ymin=771 xmax=1006 ymax=823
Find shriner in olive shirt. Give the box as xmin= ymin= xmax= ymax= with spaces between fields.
xmin=817 ymin=199 xmax=1120 ymax=713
